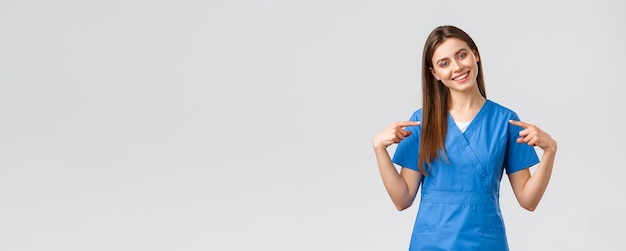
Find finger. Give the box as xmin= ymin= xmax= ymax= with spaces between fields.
xmin=509 ymin=120 xmax=530 ymax=129
xmin=396 ymin=129 xmax=410 ymax=139
xmin=518 ymin=125 xmax=539 ymax=138
xmin=397 ymin=127 xmax=415 ymax=140
xmin=517 ymin=131 xmax=534 ymax=143
xmin=518 ymin=129 xmax=530 ymax=137
xmin=399 ymin=129 xmax=412 ymax=137
xmin=394 ymin=133 xmax=405 ymax=141
xmin=528 ymin=135 xmax=539 ymax=147
xmin=517 ymin=135 xmax=537 ymax=146
xmin=396 ymin=121 xmax=420 ymax=128
xmin=523 ymin=134 xmax=534 ymax=143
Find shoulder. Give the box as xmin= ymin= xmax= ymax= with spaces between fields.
xmin=486 ymin=100 xmax=520 ymax=119
xmin=408 ymin=108 xmax=424 ymax=121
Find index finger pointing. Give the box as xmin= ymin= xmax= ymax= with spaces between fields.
xmin=508 ymin=120 xmax=529 ymax=128
xmin=397 ymin=121 xmax=420 ymax=127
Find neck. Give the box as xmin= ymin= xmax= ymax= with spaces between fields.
xmin=448 ymin=87 xmax=485 ymax=112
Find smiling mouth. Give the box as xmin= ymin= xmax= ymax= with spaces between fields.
xmin=453 ymin=71 xmax=469 ymax=81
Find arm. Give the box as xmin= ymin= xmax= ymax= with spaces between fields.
xmin=372 ymin=121 xmax=422 ymax=211
xmin=508 ymin=120 xmax=558 ymax=212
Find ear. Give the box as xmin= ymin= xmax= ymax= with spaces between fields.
xmin=430 ymin=67 xmax=440 ymax=81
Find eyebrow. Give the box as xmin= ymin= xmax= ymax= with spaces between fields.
xmin=435 ymin=48 xmax=468 ymax=64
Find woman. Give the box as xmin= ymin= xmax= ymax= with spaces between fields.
xmin=372 ymin=25 xmax=557 ymax=250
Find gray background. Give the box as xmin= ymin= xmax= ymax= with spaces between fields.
xmin=1 ymin=0 xmax=624 ymax=250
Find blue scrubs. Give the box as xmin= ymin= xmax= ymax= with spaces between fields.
xmin=392 ymin=100 xmax=539 ymax=250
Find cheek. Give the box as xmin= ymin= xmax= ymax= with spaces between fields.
xmin=434 ymin=68 xmax=451 ymax=79
xmin=464 ymin=57 xmax=479 ymax=68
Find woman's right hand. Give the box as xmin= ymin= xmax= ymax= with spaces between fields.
xmin=372 ymin=121 xmax=420 ymax=150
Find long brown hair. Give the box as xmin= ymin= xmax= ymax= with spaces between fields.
xmin=418 ymin=25 xmax=486 ymax=175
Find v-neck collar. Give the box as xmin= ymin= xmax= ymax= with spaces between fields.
xmin=448 ymin=99 xmax=491 ymax=135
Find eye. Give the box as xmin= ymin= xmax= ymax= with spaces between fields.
xmin=458 ymin=52 xmax=467 ymax=59
xmin=439 ymin=62 xmax=448 ymax=68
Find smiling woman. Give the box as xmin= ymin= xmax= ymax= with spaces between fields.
xmin=431 ymin=40 xmax=480 ymax=92
xmin=372 ymin=25 xmax=558 ymax=250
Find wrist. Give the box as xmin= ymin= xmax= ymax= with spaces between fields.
xmin=545 ymin=140 xmax=558 ymax=153
xmin=545 ymin=148 xmax=557 ymax=154
xmin=372 ymin=143 xmax=389 ymax=152
xmin=542 ymin=145 xmax=557 ymax=154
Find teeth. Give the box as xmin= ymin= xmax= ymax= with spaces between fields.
xmin=454 ymin=73 xmax=468 ymax=80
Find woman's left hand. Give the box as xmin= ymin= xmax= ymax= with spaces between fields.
xmin=509 ymin=120 xmax=557 ymax=153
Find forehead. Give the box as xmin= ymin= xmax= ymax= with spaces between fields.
xmin=432 ymin=38 xmax=471 ymax=61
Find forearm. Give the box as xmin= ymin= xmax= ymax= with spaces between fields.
xmin=373 ymin=147 xmax=413 ymax=210
xmin=519 ymin=150 xmax=556 ymax=211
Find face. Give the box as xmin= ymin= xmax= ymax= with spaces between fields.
xmin=429 ymin=38 xmax=480 ymax=93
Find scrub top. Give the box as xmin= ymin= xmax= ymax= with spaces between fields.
xmin=392 ymin=100 xmax=539 ymax=250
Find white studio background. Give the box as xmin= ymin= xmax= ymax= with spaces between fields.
xmin=0 ymin=0 xmax=624 ymax=250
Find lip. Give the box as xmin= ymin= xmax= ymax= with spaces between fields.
xmin=452 ymin=71 xmax=470 ymax=83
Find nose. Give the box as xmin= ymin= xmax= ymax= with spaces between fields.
xmin=452 ymin=59 xmax=463 ymax=72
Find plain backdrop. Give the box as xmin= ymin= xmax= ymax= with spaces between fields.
xmin=1 ymin=0 xmax=624 ymax=250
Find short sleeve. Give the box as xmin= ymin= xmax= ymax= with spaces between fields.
xmin=391 ymin=111 xmax=422 ymax=171
xmin=505 ymin=113 xmax=540 ymax=174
